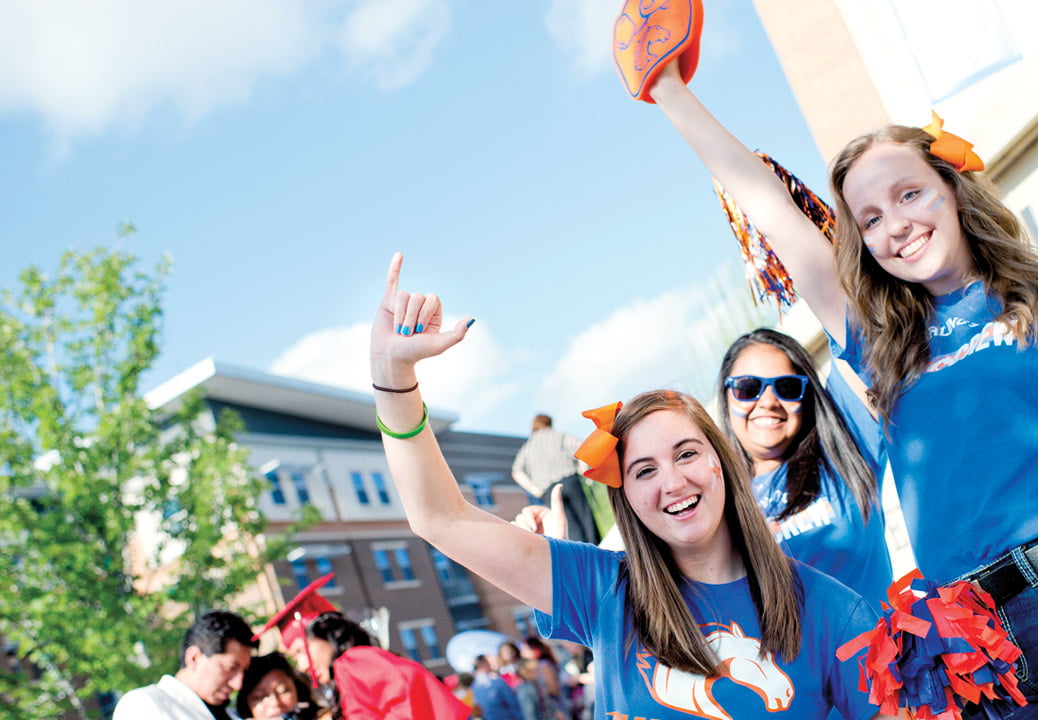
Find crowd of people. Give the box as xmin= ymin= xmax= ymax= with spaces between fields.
xmin=110 ymin=600 xmax=594 ymax=720
xmin=112 ymin=1 xmax=1038 ymax=718
xmin=455 ymin=635 xmax=592 ymax=720
xmin=365 ymin=0 xmax=1038 ymax=716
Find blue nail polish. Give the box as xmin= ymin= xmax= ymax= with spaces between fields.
xmin=402 ymin=326 xmax=411 ymax=336
xmin=415 ymin=324 xmax=424 ymax=334
xmin=466 ymin=318 xmax=476 ymax=328
xmin=395 ymin=324 xmax=402 ymax=334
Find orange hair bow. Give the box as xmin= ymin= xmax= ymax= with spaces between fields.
xmin=575 ymin=402 xmax=624 ymax=488
xmin=922 ymin=110 xmax=984 ymax=172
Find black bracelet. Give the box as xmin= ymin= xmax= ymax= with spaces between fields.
xmin=372 ymin=381 xmax=419 ymax=394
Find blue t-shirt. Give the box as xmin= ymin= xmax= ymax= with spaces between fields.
xmin=753 ymin=366 xmax=892 ymax=606
xmin=473 ymin=673 xmax=523 ymax=720
xmin=535 ymin=538 xmax=879 ymax=720
xmin=833 ymin=281 xmax=1038 ymax=581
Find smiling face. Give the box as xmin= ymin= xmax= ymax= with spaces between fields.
xmin=181 ymin=639 xmax=252 ymax=707
xmin=246 ymin=668 xmax=299 ymax=720
xmin=287 ymin=636 xmax=335 ymax=686
xmin=843 ymin=141 xmax=974 ymax=295
xmin=620 ymin=409 xmax=730 ymax=565
xmin=726 ymin=343 xmax=804 ymax=475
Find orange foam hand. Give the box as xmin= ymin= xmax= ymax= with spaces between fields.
xmin=612 ymin=0 xmax=704 ymax=102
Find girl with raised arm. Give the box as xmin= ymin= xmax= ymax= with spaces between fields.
xmin=371 ymin=253 xmax=895 ymax=720
xmin=619 ymin=2 xmax=1038 ymax=710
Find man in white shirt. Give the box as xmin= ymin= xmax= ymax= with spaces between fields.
xmin=113 ymin=610 xmax=257 ymax=720
xmin=512 ymin=414 xmax=613 ymax=544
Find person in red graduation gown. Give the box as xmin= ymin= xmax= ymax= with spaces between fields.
xmin=253 ymin=574 xmax=469 ymax=720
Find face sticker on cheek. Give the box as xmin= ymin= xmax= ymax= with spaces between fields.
xmin=922 ymin=188 xmax=945 ymax=212
xmin=730 ymin=403 xmax=750 ymax=419
xmin=862 ymin=236 xmax=878 ymax=256
xmin=707 ymin=453 xmax=722 ymax=487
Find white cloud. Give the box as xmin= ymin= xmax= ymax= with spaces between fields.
xmin=269 ymin=316 xmax=523 ymax=427
xmin=336 ymin=0 xmax=450 ymax=92
xmin=0 ymin=0 xmax=450 ymax=142
xmin=268 ymin=263 xmax=780 ymax=437
xmin=544 ymin=0 xmax=618 ymax=78
xmin=536 ymin=262 xmax=776 ymax=436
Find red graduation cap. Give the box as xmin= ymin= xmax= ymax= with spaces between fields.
xmin=253 ymin=573 xmax=337 ymax=687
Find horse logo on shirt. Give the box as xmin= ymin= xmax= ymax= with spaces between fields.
xmin=635 ymin=622 xmax=794 ymax=719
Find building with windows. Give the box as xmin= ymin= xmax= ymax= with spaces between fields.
xmin=752 ymin=0 xmax=1038 ymax=226
xmin=144 ymin=359 xmax=533 ymax=674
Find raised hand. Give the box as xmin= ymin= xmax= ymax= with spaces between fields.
xmin=370 ymin=253 xmax=474 ymax=383
xmin=512 ymin=484 xmax=568 ymax=540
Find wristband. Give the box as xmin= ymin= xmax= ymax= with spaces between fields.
xmin=372 ymin=381 xmax=419 ymax=393
xmin=376 ymin=403 xmax=429 ymax=439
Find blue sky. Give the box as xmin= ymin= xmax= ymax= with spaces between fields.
xmin=0 ymin=0 xmax=828 ymax=438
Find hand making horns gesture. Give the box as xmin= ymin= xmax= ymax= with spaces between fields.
xmin=370 ymin=252 xmax=475 ymax=381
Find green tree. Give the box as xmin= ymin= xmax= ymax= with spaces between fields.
xmin=0 ymin=242 xmax=305 ymax=719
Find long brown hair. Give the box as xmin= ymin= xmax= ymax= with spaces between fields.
xmin=717 ymin=329 xmax=877 ymax=520
xmin=608 ymin=390 xmax=801 ymax=675
xmin=830 ymin=126 xmax=1038 ymax=422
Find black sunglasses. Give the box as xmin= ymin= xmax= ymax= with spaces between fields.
xmin=724 ymin=375 xmax=809 ymax=402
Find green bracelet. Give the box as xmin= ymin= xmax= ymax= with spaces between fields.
xmin=375 ymin=403 xmax=429 ymax=439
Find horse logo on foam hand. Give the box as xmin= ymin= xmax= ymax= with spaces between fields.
xmin=635 ymin=622 xmax=794 ymax=719
xmin=614 ymin=0 xmax=674 ymax=74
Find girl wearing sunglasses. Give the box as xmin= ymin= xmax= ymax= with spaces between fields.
xmin=370 ymin=253 xmax=896 ymax=720
xmin=629 ymin=3 xmax=1038 ymax=709
xmin=718 ymin=329 xmax=891 ymax=606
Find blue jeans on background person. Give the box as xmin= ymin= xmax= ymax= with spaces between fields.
xmin=956 ymin=542 xmax=1038 ymax=719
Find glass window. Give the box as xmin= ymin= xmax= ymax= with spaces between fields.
xmin=429 ymin=547 xmax=453 ymax=583
xmin=373 ymin=548 xmax=393 ymax=583
xmin=315 ymin=556 xmax=336 ymax=586
xmin=371 ymin=472 xmax=391 ymax=505
xmin=399 ymin=627 xmax=421 ymax=662
xmin=468 ymin=479 xmax=494 ymax=507
xmin=351 ymin=472 xmax=370 ymax=505
xmin=393 ymin=547 xmax=415 ymax=581
xmin=290 ymin=558 xmax=310 ymax=591
xmin=420 ymin=625 xmax=443 ymax=660
xmin=512 ymin=607 xmax=537 ymax=640
xmin=290 ymin=471 xmax=310 ymax=505
xmin=266 ymin=470 xmax=286 ymax=505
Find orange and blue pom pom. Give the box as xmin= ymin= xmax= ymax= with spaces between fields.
xmin=713 ymin=152 xmax=835 ymax=313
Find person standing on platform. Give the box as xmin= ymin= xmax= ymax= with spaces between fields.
xmin=512 ymin=414 xmax=611 ymax=544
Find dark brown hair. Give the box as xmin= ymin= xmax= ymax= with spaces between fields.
xmin=717 ymin=328 xmax=877 ymax=520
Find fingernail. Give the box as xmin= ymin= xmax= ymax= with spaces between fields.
xmin=402 ymin=326 xmax=411 ymax=336
xmin=466 ymin=318 xmax=476 ymax=329
xmin=395 ymin=324 xmax=402 ymax=334
xmin=415 ymin=324 xmax=424 ymax=334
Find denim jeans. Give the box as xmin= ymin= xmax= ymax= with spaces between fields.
xmin=956 ymin=544 xmax=1038 ymax=719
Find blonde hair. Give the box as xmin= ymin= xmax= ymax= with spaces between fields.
xmin=608 ymin=390 xmax=801 ymax=675
xmin=829 ymin=126 xmax=1038 ymax=422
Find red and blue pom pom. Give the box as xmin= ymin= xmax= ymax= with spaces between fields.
xmin=837 ymin=570 xmax=1027 ymax=720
